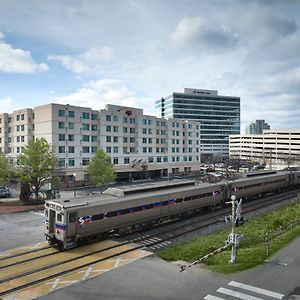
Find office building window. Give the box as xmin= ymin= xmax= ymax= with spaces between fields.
xmin=106 ymin=147 xmax=111 ymax=153
xmin=17 ymin=125 xmax=20 ymax=131
xmin=148 ymin=157 xmax=154 ymax=163
xmin=123 ymin=127 xmax=128 ymax=133
xmin=91 ymin=113 xmax=97 ymax=120
xmin=91 ymin=136 xmax=97 ymax=142
xmin=106 ymin=136 xmax=111 ymax=142
xmin=130 ymin=128 xmax=135 ymax=134
xmin=142 ymin=128 xmax=147 ymax=134
xmin=68 ymin=122 xmax=75 ymax=129
xmin=124 ymin=157 xmax=130 ymax=164
xmin=113 ymin=136 xmax=118 ymax=143
xmin=68 ymin=134 xmax=75 ymax=142
xmin=123 ymin=137 xmax=128 ymax=143
xmin=123 ymin=117 xmax=127 ymax=123
xmin=21 ymin=136 xmax=25 ymax=142
xmin=21 ymin=125 xmax=24 ymax=131
xmin=91 ymin=124 xmax=97 ymax=131
xmin=106 ymin=125 xmax=111 ymax=132
xmin=130 ymin=118 xmax=136 ymax=124
xmin=130 ymin=137 xmax=135 ymax=143
xmin=16 ymin=115 xmax=20 ymax=121
xmin=113 ymin=147 xmax=118 ymax=153
xmin=106 ymin=115 xmax=111 ymax=121
xmin=59 ymin=122 xmax=65 ymax=129
xmin=113 ymin=157 xmax=118 ymax=165
xmin=113 ymin=116 xmax=118 ymax=122
xmin=113 ymin=126 xmax=118 ymax=133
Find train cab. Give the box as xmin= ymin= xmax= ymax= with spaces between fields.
xmin=44 ymin=201 xmax=68 ymax=249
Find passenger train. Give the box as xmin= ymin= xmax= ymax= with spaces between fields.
xmin=44 ymin=170 xmax=300 ymax=249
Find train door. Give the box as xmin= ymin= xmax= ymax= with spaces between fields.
xmin=49 ymin=209 xmax=56 ymax=234
xmin=67 ymin=212 xmax=78 ymax=237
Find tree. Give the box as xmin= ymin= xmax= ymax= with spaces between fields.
xmin=87 ymin=149 xmax=116 ymax=192
xmin=0 ymin=153 xmax=10 ymax=186
xmin=17 ymin=138 xmax=57 ymax=202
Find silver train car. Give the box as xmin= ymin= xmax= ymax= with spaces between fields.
xmin=44 ymin=171 xmax=300 ymax=249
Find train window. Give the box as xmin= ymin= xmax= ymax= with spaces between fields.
xmin=45 ymin=203 xmax=49 ymax=207
xmin=92 ymin=214 xmax=103 ymax=221
xmin=162 ymin=201 xmax=169 ymax=206
xmin=144 ymin=204 xmax=153 ymax=209
xmin=133 ymin=206 xmax=143 ymax=212
xmin=119 ymin=208 xmax=130 ymax=215
xmin=169 ymin=199 xmax=176 ymax=205
xmin=153 ymin=202 xmax=162 ymax=208
xmin=176 ymin=198 xmax=183 ymax=203
xmin=107 ymin=211 xmax=118 ymax=218
xmin=69 ymin=213 xmax=76 ymax=223
xmin=44 ymin=210 xmax=48 ymax=217
xmin=57 ymin=214 xmax=63 ymax=222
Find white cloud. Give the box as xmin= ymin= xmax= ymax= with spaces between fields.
xmin=53 ymin=79 xmax=154 ymax=115
xmin=48 ymin=47 xmax=114 ymax=75
xmin=0 ymin=31 xmax=4 ymax=39
xmin=170 ymin=17 xmax=238 ymax=51
xmin=0 ymin=37 xmax=48 ymax=74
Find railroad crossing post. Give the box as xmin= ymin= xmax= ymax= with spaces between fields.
xmin=226 ymin=195 xmax=237 ymax=263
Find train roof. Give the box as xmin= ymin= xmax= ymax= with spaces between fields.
xmin=48 ymin=180 xmax=223 ymax=209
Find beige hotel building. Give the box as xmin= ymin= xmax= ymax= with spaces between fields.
xmin=0 ymin=103 xmax=201 ymax=185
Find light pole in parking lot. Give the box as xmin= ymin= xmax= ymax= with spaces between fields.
xmin=73 ymin=173 xmax=76 ymax=197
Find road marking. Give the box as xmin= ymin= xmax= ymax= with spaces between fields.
xmin=30 ymin=211 xmax=44 ymax=217
xmin=204 ymin=295 xmax=225 ymax=300
xmin=229 ymin=281 xmax=284 ymax=299
xmin=217 ymin=287 xmax=263 ymax=300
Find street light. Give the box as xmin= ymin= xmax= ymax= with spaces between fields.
xmin=73 ymin=173 xmax=76 ymax=197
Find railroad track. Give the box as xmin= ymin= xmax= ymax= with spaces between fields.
xmin=1 ymin=188 xmax=299 ymax=297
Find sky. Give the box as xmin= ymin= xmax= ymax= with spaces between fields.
xmin=0 ymin=0 xmax=300 ymax=132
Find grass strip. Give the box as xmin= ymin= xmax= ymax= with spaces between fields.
xmin=158 ymin=199 xmax=300 ymax=273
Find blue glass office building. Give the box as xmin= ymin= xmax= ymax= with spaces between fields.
xmin=156 ymin=88 xmax=240 ymax=160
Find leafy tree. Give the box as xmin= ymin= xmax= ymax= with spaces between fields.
xmin=17 ymin=138 xmax=57 ymax=201
xmin=87 ymin=149 xmax=116 ymax=192
xmin=0 ymin=153 xmax=10 ymax=186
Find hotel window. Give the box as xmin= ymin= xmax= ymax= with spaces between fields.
xmin=113 ymin=136 xmax=118 ymax=143
xmin=106 ymin=136 xmax=111 ymax=143
xmin=91 ymin=136 xmax=97 ymax=142
xmin=106 ymin=125 xmax=111 ymax=132
xmin=68 ymin=122 xmax=75 ymax=129
xmin=113 ymin=116 xmax=118 ymax=122
xmin=82 ymin=158 xmax=89 ymax=166
xmin=68 ymin=134 xmax=75 ymax=142
xmin=143 ymin=147 xmax=147 ymax=153
xmin=142 ymin=128 xmax=147 ymax=134
xmin=16 ymin=115 xmax=20 ymax=121
xmin=130 ymin=137 xmax=135 ymax=143
xmin=106 ymin=115 xmax=111 ymax=121
xmin=113 ymin=126 xmax=118 ymax=133
xmin=82 ymin=112 xmax=90 ymax=119
xmin=91 ymin=113 xmax=97 ymax=120
xmin=58 ymin=110 xmax=65 ymax=117
xmin=59 ymin=134 xmax=65 ymax=141
xmin=17 ymin=125 xmax=20 ymax=131
xmin=91 ymin=146 xmax=97 ymax=153
xmin=106 ymin=147 xmax=111 ymax=153
xmin=113 ymin=157 xmax=118 ymax=165
xmin=82 ymin=135 xmax=90 ymax=142
xmin=130 ymin=118 xmax=136 ymax=124
xmin=59 ymin=146 xmax=65 ymax=153
xmin=91 ymin=124 xmax=97 ymax=131
xmin=68 ymin=146 xmax=75 ymax=153
xmin=123 ymin=117 xmax=127 ymax=123
xmin=59 ymin=122 xmax=65 ymax=129
xmin=82 ymin=124 xmax=90 ymax=131
xmin=123 ymin=137 xmax=128 ymax=143
xmin=82 ymin=147 xmax=90 ymax=153
xmin=17 ymin=136 xmax=20 ymax=143
xmin=68 ymin=158 xmax=75 ymax=167
xmin=113 ymin=147 xmax=118 ymax=153
xmin=130 ymin=128 xmax=135 ymax=133
xmin=124 ymin=157 xmax=130 ymax=164
xmin=58 ymin=159 xmax=65 ymax=167
xmin=68 ymin=111 xmax=75 ymax=118
xmin=148 ymin=157 xmax=154 ymax=163
xmin=123 ymin=127 xmax=128 ymax=133
xmin=21 ymin=125 xmax=24 ymax=131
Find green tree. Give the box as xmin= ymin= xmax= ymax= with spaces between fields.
xmin=0 ymin=153 xmax=10 ymax=186
xmin=17 ymin=138 xmax=57 ymax=201
xmin=87 ymin=149 xmax=116 ymax=192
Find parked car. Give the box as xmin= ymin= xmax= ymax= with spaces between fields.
xmin=0 ymin=187 xmax=11 ymax=198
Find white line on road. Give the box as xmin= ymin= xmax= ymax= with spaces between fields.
xmin=204 ymin=295 xmax=226 ymax=300
xmin=217 ymin=287 xmax=264 ymax=300
xmin=228 ymin=281 xmax=284 ymax=299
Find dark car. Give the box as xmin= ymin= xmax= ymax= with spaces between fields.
xmin=0 ymin=187 xmax=11 ymax=198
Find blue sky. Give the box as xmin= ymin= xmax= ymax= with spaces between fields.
xmin=0 ymin=0 xmax=300 ymax=132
